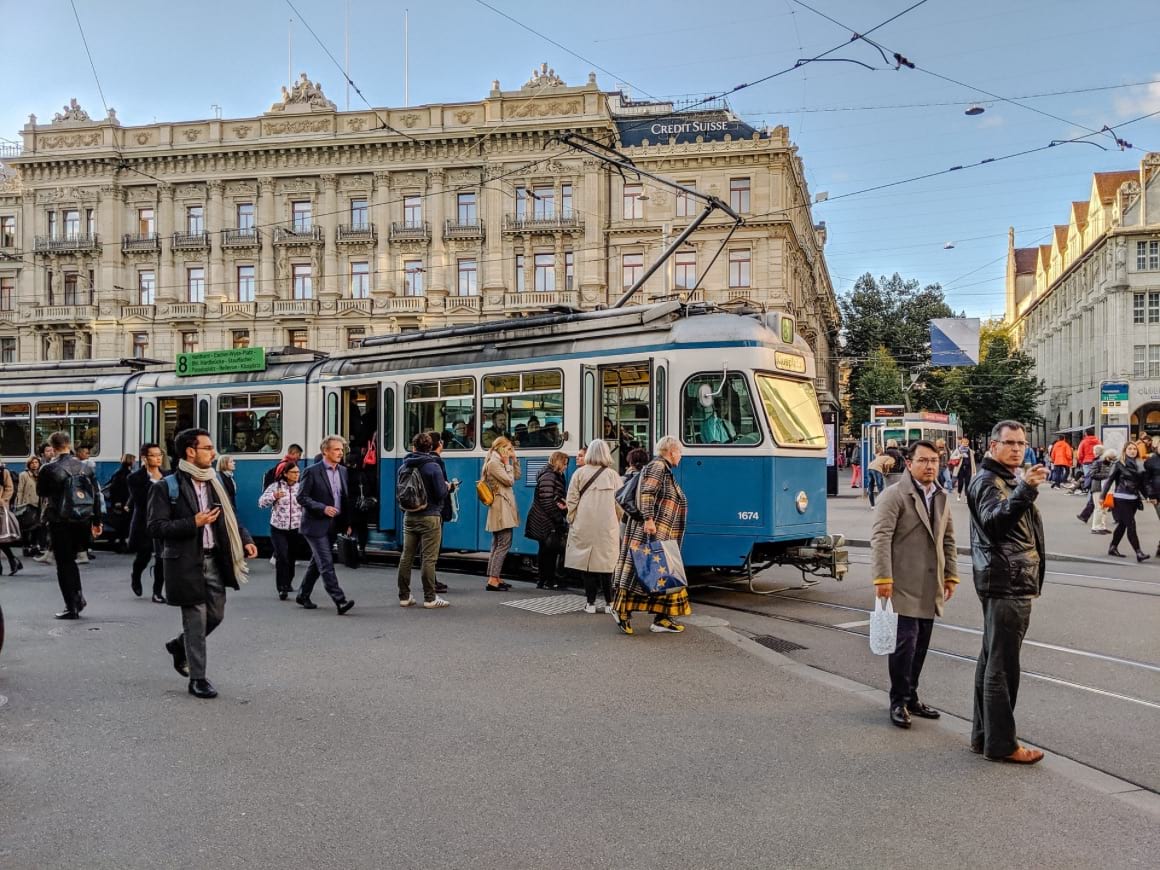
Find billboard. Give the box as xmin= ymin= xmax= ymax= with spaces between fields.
xmin=930 ymin=318 xmax=981 ymax=366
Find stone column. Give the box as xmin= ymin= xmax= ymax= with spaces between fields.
xmin=372 ymin=172 xmax=392 ymax=296
xmin=482 ymin=167 xmax=505 ymax=293
xmin=157 ymin=184 xmax=176 ymax=304
xmin=581 ymin=158 xmax=604 ymax=304
xmin=321 ymin=174 xmax=339 ymax=298
xmin=207 ymin=180 xmax=225 ymax=302
xmin=428 ymin=169 xmax=446 ymax=294
xmin=97 ymin=185 xmax=122 ymax=307
xmin=258 ymin=179 xmax=276 ymax=301
xmin=554 ymin=235 xmax=565 ymax=297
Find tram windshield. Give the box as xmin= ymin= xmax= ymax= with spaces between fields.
xmin=755 ymin=374 xmax=825 ymax=448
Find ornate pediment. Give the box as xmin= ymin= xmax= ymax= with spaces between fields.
xmin=267 ymin=73 xmax=337 ymax=114
xmin=522 ymin=63 xmax=565 ymax=91
xmin=504 ymin=99 xmax=582 ymax=119
xmin=51 ymin=98 xmax=92 ymax=125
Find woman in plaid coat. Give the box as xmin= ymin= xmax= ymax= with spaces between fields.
xmin=610 ymin=435 xmax=691 ymax=635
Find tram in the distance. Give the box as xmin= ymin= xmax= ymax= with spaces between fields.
xmin=0 ymin=302 xmax=847 ymax=582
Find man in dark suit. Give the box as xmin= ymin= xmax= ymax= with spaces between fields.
xmin=295 ymin=435 xmax=355 ymax=614
xmin=148 ymin=428 xmax=257 ymax=699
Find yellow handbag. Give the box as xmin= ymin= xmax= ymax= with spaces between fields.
xmin=476 ymin=478 xmax=494 ymax=506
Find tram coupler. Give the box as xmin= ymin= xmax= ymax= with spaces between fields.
xmin=783 ymin=534 xmax=849 ymax=581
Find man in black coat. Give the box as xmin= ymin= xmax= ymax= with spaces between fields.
xmin=148 ymin=428 xmax=257 ymax=699
xmin=965 ymin=419 xmax=1047 ymax=764
xmin=127 ymin=443 xmax=169 ymax=602
xmin=295 ymin=435 xmax=355 ymax=614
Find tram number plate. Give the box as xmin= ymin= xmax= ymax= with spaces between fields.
xmin=737 ymin=511 xmax=760 ymax=521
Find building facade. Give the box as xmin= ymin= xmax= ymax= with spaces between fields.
xmin=1005 ymin=154 xmax=1160 ymax=443
xmin=0 ymin=68 xmax=838 ymax=403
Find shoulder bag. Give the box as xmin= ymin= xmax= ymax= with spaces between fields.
xmin=476 ymin=452 xmax=496 ymax=506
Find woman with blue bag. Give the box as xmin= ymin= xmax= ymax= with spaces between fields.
xmin=610 ymin=436 xmax=691 ymax=635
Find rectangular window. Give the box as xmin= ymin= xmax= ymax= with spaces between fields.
xmin=86 ymin=209 xmax=95 ymax=237
xmin=561 ymin=184 xmax=573 ymax=218
xmin=287 ymin=328 xmax=308 ymax=348
xmin=681 ymin=372 xmax=762 ymax=446
xmin=0 ymin=215 xmax=14 ymax=247
xmin=187 ymin=205 xmax=204 ymax=235
xmin=350 ymin=261 xmax=370 ymax=298
xmin=730 ymin=178 xmax=751 ymax=213
xmin=622 ymin=252 xmax=644 ymax=289
xmin=0 ymin=401 xmax=31 ymax=454
xmin=0 ymin=277 xmax=13 ymax=311
xmin=623 ymin=184 xmax=643 ymax=219
xmin=565 ymin=251 xmax=574 ymax=291
xmin=1150 ymin=346 xmax=1160 ymax=379
xmin=482 ymin=370 xmax=564 ymax=449
xmin=217 ymin=392 xmax=282 ymax=454
xmin=674 ymin=250 xmax=697 ymax=290
xmin=292 ymin=263 xmax=312 ymax=299
xmin=63 ymin=209 xmax=79 ymax=239
xmin=187 ymin=267 xmax=205 ymax=303
xmin=231 ymin=329 xmax=250 ymax=349
xmin=61 ymin=335 xmax=77 ymax=361
xmin=405 ymin=377 xmax=476 ymax=450
xmin=457 ymin=192 xmax=477 ymax=224
xmin=403 ymin=195 xmax=422 ymax=227
xmin=181 ymin=331 xmax=198 ymax=353
xmin=675 ymin=182 xmax=695 ymax=218
xmin=132 ymin=332 xmax=149 ymax=358
xmin=755 ymin=374 xmax=826 ymax=449
xmin=237 ymin=203 xmax=254 ymax=230
xmin=515 ymin=187 xmax=527 ymax=220
xmin=346 ymin=326 xmax=365 ymax=349
xmin=1135 ymin=293 xmax=1146 ymax=324
xmin=1138 ymin=240 xmax=1160 ymax=271
xmin=291 ymin=201 xmax=312 ymax=232
xmin=1134 ymin=345 xmax=1147 ymax=379
xmin=63 ymin=273 xmax=79 ymax=306
xmin=457 ymin=259 xmax=477 ymax=296
xmin=534 ymin=253 xmax=555 ymax=291
xmin=515 ymin=254 xmax=525 ymax=293
xmin=237 ymin=265 xmax=255 ymax=303
xmin=138 ymin=208 xmax=155 ymax=235
xmin=728 ymin=249 xmax=751 ymax=288
xmin=46 ymin=270 xmax=53 ymax=304
xmin=47 ymin=212 xmax=56 ymax=239
xmin=34 ymin=400 xmax=99 ymax=454
xmin=0 ymin=338 xmax=16 ymax=366
xmin=139 ymin=270 xmax=155 ymax=305
xmin=1150 ymin=291 xmax=1160 ymax=324
xmin=403 ymin=260 xmax=424 ymax=296
xmin=350 ymin=198 xmax=368 ymax=229
xmin=533 ymin=186 xmax=555 ymax=220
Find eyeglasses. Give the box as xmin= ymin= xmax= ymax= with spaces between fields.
xmin=997 ymin=440 xmax=1028 ymax=448
xmin=910 ymin=458 xmax=939 ymax=465
xmin=194 ymin=444 xmax=215 ymax=452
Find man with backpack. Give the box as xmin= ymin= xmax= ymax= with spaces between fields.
xmin=36 ymin=431 xmax=103 ymax=619
xmin=396 ymin=432 xmax=450 ymax=609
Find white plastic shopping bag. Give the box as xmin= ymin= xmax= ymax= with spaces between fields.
xmin=869 ymin=597 xmax=898 ymax=656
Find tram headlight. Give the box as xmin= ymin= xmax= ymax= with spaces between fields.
xmin=795 ymin=491 xmax=809 ymax=513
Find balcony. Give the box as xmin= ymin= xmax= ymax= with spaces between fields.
xmin=336 ymin=223 xmax=377 ymax=245
xmin=273 ymin=226 xmax=323 ymax=246
xmin=389 ymin=221 xmax=430 ymax=242
xmin=34 ymin=235 xmax=100 ymax=254
xmin=705 ymin=287 xmax=753 ymax=305
xmin=503 ymin=290 xmax=579 ymax=310
xmin=503 ymin=214 xmax=584 ymax=234
xmin=221 ymin=228 xmax=260 ymax=249
xmin=444 ymin=219 xmax=485 ymax=241
xmin=172 ymin=231 xmax=211 ymax=251
xmin=31 ymin=304 xmax=98 ymax=324
xmin=384 ymin=296 xmax=427 ymax=314
xmin=443 ymin=294 xmax=481 ymax=311
xmin=120 ymin=304 xmax=156 ymax=320
xmin=273 ymin=299 xmax=319 ymax=317
xmin=122 ymin=233 xmax=161 ymax=254
xmin=167 ymin=302 xmax=206 ymax=320
xmin=222 ymin=301 xmax=256 ymax=317
xmin=337 ymin=298 xmax=372 ymax=315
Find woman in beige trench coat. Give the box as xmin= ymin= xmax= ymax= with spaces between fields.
xmin=483 ymin=436 xmax=520 ymax=591
xmin=564 ymin=439 xmax=623 ymax=614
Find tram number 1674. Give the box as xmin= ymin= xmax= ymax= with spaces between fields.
xmin=737 ymin=511 xmax=760 ymax=521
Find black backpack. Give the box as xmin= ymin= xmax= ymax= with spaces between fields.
xmin=57 ymin=468 xmax=97 ymax=522
xmin=615 ymin=470 xmax=644 ymax=522
xmin=397 ymin=463 xmax=428 ymax=512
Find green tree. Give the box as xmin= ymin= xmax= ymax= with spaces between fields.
xmin=849 ymin=346 xmax=905 ymax=432
xmin=840 ymin=272 xmax=956 ymax=372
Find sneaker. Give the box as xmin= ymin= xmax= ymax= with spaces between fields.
xmin=423 ymin=597 xmax=450 ymax=609
xmin=650 ymin=617 xmax=685 ymax=634
xmin=76 ymin=552 xmax=90 ymax=564
xmin=269 ymin=555 xmax=277 ymax=567
xmin=601 ymin=602 xmax=616 ymax=614
xmin=33 ymin=552 xmax=52 ymax=563
xmin=584 ymin=603 xmax=597 ymax=614
xmin=615 ymin=617 xmax=634 ymax=636
xmin=399 ymin=596 xmax=416 ymax=607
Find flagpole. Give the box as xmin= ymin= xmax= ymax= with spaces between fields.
xmin=404 ymin=9 xmax=409 ymax=106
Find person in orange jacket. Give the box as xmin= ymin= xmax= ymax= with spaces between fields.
xmin=1049 ymin=435 xmax=1073 ymax=489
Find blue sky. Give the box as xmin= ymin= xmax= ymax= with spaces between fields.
xmin=4 ymin=0 xmax=1158 ymax=318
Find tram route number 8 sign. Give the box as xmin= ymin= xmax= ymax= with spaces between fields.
xmin=176 ymin=347 xmax=267 ymax=377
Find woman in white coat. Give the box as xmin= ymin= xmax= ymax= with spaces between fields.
xmin=564 ymin=439 xmax=623 ymax=614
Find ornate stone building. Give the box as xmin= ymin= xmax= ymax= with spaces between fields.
xmin=0 ymin=68 xmax=838 ymax=402
xmin=1005 ymin=154 xmax=1160 ymax=444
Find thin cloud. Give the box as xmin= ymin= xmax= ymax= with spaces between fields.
xmin=978 ymin=113 xmax=1005 ymax=129
xmin=1114 ymin=77 xmax=1160 ymax=118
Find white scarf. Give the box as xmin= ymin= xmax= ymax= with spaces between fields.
xmin=178 ymin=459 xmax=248 ymax=584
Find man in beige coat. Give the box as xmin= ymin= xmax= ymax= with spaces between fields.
xmin=871 ymin=439 xmax=959 ymax=729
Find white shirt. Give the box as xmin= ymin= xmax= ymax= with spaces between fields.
xmin=914 ymin=478 xmax=938 ymax=512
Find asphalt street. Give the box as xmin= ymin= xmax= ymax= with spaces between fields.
xmin=1 ymin=548 xmax=1157 ymax=869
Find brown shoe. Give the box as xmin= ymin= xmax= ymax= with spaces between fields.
xmin=995 ymin=746 xmax=1044 ymax=764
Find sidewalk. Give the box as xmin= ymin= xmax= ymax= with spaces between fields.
xmin=829 ymin=476 xmax=1160 ymax=564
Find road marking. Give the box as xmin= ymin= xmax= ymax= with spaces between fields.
xmin=834 ymin=619 xmax=870 ymax=629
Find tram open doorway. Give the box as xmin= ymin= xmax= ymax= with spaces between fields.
xmin=338 ymin=385 xmax=380 ymax=551
xmin=585 ymin=362 xmax=651 ymax=474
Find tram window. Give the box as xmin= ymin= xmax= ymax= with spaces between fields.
xmin=755 ymin=374 xmax=826 ymax=449
xmin=217 ymin=392 xmax=283 ymax=454
xmin=482 ymin=370 xmax=564 ymax=450
xmin=908 ymin=428 xmax=922 ymax=444
xmin=157 ymin=397 xmax=195 ymax=464
xmin=601 ymin=364 xmax=650 ymax=473
xmin=655 ymin=366 xmax=666 ymax=436
xmin=384 ymin=387 xmax=395 ymax=452
xmin=405 ymin=377 xmax=476 ymax=451
xmin=34 ymin=401 xmax=99 ymax=454
xmin=681 ymin=372 xmax=762 ymax=446
xmin=0 ymin=403 xmax=32 ymax=456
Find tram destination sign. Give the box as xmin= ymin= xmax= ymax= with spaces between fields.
xmin=176 ymin=347 xmax=267 ymax=377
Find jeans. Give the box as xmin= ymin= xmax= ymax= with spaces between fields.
xmin=487 ymin=528 xmax=513 ymax=578
xmin=888 ymin=615 xmax=934 ymax=709
xmin=300 ymin=529 xmax=348 ymax=604
xmin=49 ymin=521 xmax=88 ymax=610
xmin=397 ymin=514 xmax=443 ymax=602
xmin=972 ymin=596 xmax=1032 ymax=757
xmin=867 ymin=470 xmax=885 ymax=507
xmin=270 ymin=526 xmax=304 ymax=593
xmin=174 ymin=552 xmax=227 ymax=681
xmin=537 ymin=531 xmax=564 ymax=587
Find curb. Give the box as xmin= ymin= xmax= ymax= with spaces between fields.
xmin=696 ymin=617 xmax=1160 ymax=821
xmin=845 ymin=538 xmax=1113 ymax=566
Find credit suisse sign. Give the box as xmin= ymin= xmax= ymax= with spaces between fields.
xmin=617 ymin=113 xmax=760 ymax=147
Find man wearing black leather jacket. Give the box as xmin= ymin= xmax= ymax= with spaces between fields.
xmin=965 ymin=419 xmax=1046 ymax=765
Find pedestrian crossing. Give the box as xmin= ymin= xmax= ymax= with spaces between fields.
xmin=502 ymin=594 xmax=590 ymax=615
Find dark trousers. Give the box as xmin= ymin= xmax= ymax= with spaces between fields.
xmin=300 ymin=529 xmax=347 ymax=603
xmin=131 ymin=545 xmax=165 ymax=597
xmin=1110 ymin=498 xmax=1141 ymax=551
xmin=971 ymin=597 xmax=1032 ymax=758
xmin=888 ymin=615 xmax=934 ymax=708
xmin=537 ymin=532 xmax=564 ymax=587
xmin=270 ymin=526 xmax=304 ymax=593
xmin=172 ymin=552 xmax=226 ymax=681
xmin=397 ymin=514 xmax=443 ymax=602
xmin=956 ymin=471 xmax=971 ymax=495
xmin=867 ymin=470 xmax=885 ymax=506
xmin=581 ymin=570 xmax=613 ymax=606
xmin=49 ymin=522 xmax=87 ymax=610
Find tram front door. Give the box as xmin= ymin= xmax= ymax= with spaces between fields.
xmin=584 ymin=362 xmax=651 ymax=474
xmin=339 ymin=385 xmax=380 ymax=541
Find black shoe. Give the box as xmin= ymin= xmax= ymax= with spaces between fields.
xmin=536 ymin=582 xmax=546 ymax=589
xmin=54 ymin=609 xmax=80 ymax=620
xmin=151 ymin=593 xmax=166 ymax=604
xmin=75 ymin=595 xmax=87 ymax=613
xmin=908 ymin=701 xmax=941 ymax=719
xmin=1108 ymin=547 xmax=1126 ymax=558
xmin=336 ymin=599 xmax=355 ymax=615
xmin=890 ymin=705 xmax=912 ymax=729
xmin=434 ymin=582 xmax=449 ymax=594
xmin=165 ymin=639 xmax=190 ymax=677
xmin=485 ymin=583 xmax=507 ymax=592
xmin=498 ymin=582 xmax=512 ymax=590
xmin=188 ymin=678 xmax=218 ymax=699
xmin=7 ymin=559 xmax=20 ymax=576
xmin=1136 ymin=551 xmax=1150 ymax=562
xmin=279 ymin=590 xmax=288 ymax=601
xmin=296 ymin=595 xmax=318 ymax=609
xmin=130 ymin=576 xmax=143 ymax=597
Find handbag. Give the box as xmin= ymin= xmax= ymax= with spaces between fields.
xmin=1102 ymin=492 xmax=1114 ymax=510
xmin=336 ymin=532 xmax=361 ymax=569
xmin=630 ymin=535 xmax=688 ymax=595
xmin=475 ymin=478 xmax=494 ymax=506
xmin=0 ymin=505 xmax=20 ymax=545
xmin=869 ymin=597 xmax=898 ymax=656
xmin=355 ymin=483 xmax=378 ymax=514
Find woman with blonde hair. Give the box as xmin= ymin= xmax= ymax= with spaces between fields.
xmin=564 ymin=439 xmax=622 ymax=614
xmin=483 ymin=435 xmax=521 ymax=590
xmin=215 ymin=454 xmax=238 ymax=507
